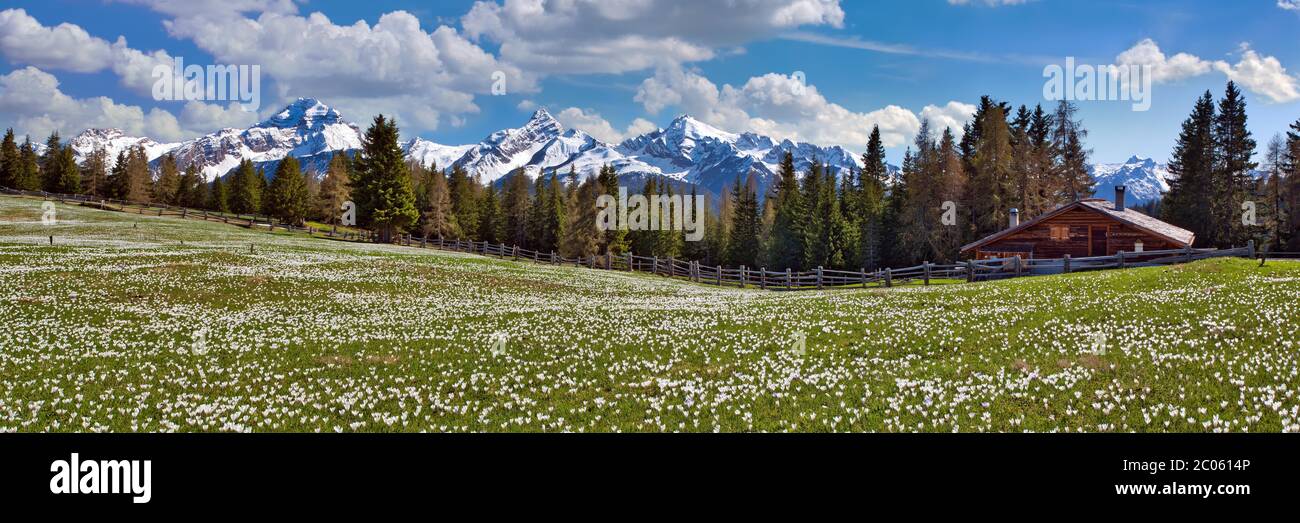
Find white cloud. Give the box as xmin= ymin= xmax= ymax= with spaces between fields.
xmin=1214 ymin=44 xmax=1300 ymax=104
xmin=1112 ymin=39 xmax=1300 ymax=104
xmin=1115 ymin=38 xmax=1214 ymax=84
xmin=0 ymin=66 xmax=188 ymax=141
xmin=462 ymin=0 xmax=844 ymax=75
xmin=633 ymin=66 xmax=934 ymax=149
xmin=516 ymin=99 xmax=538 ymax=112
xmin=920 ymin=101 xmax=977 ymax=138
xmin=0 ymin=8 xmax=114 ymax=73
xmin=1279 ymin=1 xmax=1300 ymax=11
xmin=554 ymin=107 xmax=656 ymax=143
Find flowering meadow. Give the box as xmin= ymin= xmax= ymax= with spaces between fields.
xmin=1 ymin=197 xmax=1298 ymax=432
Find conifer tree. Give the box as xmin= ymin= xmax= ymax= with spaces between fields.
xmin=1209 ymin=81 xmax=1256 ymax=248
xmin=970 ymin=105 xmax=1014 ymax=240
xmin=629 ymin=176 xmax=659 ymax=256
xmin=0 ymin=129 xmax=17 ymax=189
xmin=228 ymin=159 xmax=261 ymax=214
xmin=1284 ymin=117 xmax=1300 ymax=251
xmin=15 ymin=137 xmax=41 ymax=191
xmin=178 ymin=163 xmax=204 ymax=208
xmin=154 ymin=154 xmax=181 ymax=204
xmin=768 ymin=151 xmax=805 ymax=270
xmin=54 ymin=145 xmax=80 ymax=194
xmin=501 ymin=168 xmax=532 ymax=247
xmin=1162 ymin=91 xmax=1216 ymax=245
xmin=316 ymin=152 xmax=351 ymax=225
xmin=267 ymin=156 xmax=310 ymax=225
xmin=207 ymin=176 xmax=230 ymax=213
xmin=80 ymin=147 xmax=108 ymax=197
xmin=478 ymin=183 xmax=503 ymax=244
xmin=856 ymin=127 xmax=888 ymax=269
xmin=1050 ymin=100 xmax=1093 ymax=201
xmin=447 ymin=164 xmax=479 ymax=240
xmin=351 ymin=115 xmax=418 ymax=242
xmin=40 ymin=131 xmax=61 ymax=193
xmin=562 ymin=176 xmax=603 ymax=258
xmin=107 ymin=150 xmax=129 ymax=199
xmin=419 ymin=165 xmax=458 ymax=239
xmin=597 ymin=164 xmax=627 ymax=254
xmin=725 ymin=174 xmax=762 ymax=267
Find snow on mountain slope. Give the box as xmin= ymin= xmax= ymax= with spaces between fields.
xmin=403 ymin=138 xmax=474 ymax=172
xmin=162 ymin=98 xmax=361 ymax=181
xmin=453 ymin=109 xmax=570 ymax=183
xmin=68 ymin=129 xmax=179 ymax=169
xmin=1090 ymin=156 xmax=1171 ymax=204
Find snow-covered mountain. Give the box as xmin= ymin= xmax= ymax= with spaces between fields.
xmin=1090 ymin=156 xmax=1171 ymax=205
xmin=68 ymin=129 xmax=179 ymax=169
xmin=165 ymin=98 xmax=361 ymax=179
xmin=64 ymin=99 xmax=876 ymax=197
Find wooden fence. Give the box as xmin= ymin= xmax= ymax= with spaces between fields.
xmin=3 ymin=186 xmax=1260 ymax=291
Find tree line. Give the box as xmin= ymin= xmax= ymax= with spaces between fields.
xmin=4 ymin=81 xmax=1298 ymax=266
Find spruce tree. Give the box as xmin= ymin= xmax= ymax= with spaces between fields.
xmin=178 ymin=163 xmax=204 ymax=208
xmin=856 ymin=127 xmax=888 ymax=269
xmin=40 ymin=132 xmax=61 ymax=193
xmin=769 ymin=151 xmax=806 ymax=270
xmin=1161 ymin=91 xmax=1216 ymax=245
xmin=597 ymin=164 xmax=627 ymax=254
xmin=1050 ymin=100 xmax=1094 ymax=201
xmin=267 ymin=156 xmax=310 ymax=225
xmin=351 ymin=115 xmax=418 ymax=242
xmin=0 ymin=129 xmax=17 ymax=189
xmin=1209 ymin=81 xmax=1256 ymax=248
xmin=228 ymin=160 xmax=261 ymax=214
xmin=15 ymin=138 xmax=41 ymax=191
xmin=1285 ymin=118 xmax=1300 ymax=251
xmin=447 ymin=164 xmax=479 ymax=240
xmin=478 ymin=182 xmax=503 ymax=244
xmin=54 ymin=145 xmax=80 ymax=194
xmin=207 ymin=177 xmax=230 ymax=213
xmin=501 ymin=168 xmax=532 ymax=247
xmin=970 ymin=105 xmax=1014 ymax=240
xmin=107 ymin=150 xmax=129 ymax=199
xmin=562 ymin=176 xmax=603 ymax=258
xmin=724 ymin=174 xmax=762 ymax=267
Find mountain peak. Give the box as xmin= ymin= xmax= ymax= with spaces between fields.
xmin=262 ymin=97 xmax=343 ymax=129
xmin=529 ymin=108 xmax=557 ymax=123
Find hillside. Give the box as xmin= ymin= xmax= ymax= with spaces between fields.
xmin=1 ymin=195 xmax=1297 ymax=432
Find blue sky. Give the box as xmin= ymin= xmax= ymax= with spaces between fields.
xmin=2 ymin=0 xmax=1299 ymax=165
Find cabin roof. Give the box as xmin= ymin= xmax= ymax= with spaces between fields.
xmin=960 ymin=198 xmax=1195 ymax=253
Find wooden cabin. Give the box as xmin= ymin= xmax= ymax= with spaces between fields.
xmin=960 ymin=186 xmax=1194 ymax=260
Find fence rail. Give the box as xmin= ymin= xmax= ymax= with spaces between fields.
xmin=4 ymin=186 xmax=1262 ymax=291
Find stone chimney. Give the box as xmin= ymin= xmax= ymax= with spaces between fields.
xmin=1115 ymin=185 xmax=1126 ymax=212
xmin=1009 ymin=208 xmax=1020 ymax=229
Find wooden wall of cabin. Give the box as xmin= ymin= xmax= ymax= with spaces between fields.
xmin=972 ymin=207 xmax=1180 ymax=259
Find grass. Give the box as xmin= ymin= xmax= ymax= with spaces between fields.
xmin=1 ymin=195 xmax=1298 ymax=433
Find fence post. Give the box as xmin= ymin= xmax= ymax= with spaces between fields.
xmin=816 ymin=266 xmax=824 ymax=289
xmin=1184 ymin=244 xmax=1192 ymax=263
xmin=1117 ymin=250 xmax=1125 ymax=269
xmin=966 ymin=260 xmax=975 ymax=283
xmin=861 ymin=268 xmax=867 ymax=288
xmin=740 ymin=266 xmax=747 ymax=288
xmin=885 ymin=268 xmax=892 ymax=288
xmin=606 ymin=253 xmax=612 ymax=270
xmin=923 ymin=262 xmax=931 ymax=286
xmin=1247 ymin=240 xmax=1255 ymax=259
xmin=1063 ymin=254 xmax=1071 ymax=274
xmin=786 ymin=269 xmax=792 ymax=290
xmin=761 ymin=268 xmax=768 ymax=290
xmin=627 ymin=252 xmax=633 ymax=272
xmin=652 ymin=256 xmax=658 ymax=275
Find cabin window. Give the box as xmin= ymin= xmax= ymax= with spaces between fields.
xmin=1134 ymin=240 xmax=1143 ymax=253
xmin=1049 ymin=225 xmax=1069 ymax=241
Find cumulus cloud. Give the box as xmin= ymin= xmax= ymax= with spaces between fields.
xmin=0 ymin=66 xmax=186 ymax=141
xmin=1213 ymin=44 xmax=1300 ymax=104
xmin=553 ymin=107 xmax=656 ymax=143
xmin=1112 ymin=39 xmax=1300 ymax=104
xmin=0 ymin=8 xmax=114 ymax=73
xmin=920 ymin=101 xmax=977 ymax=138
xmin=633 ymin=66 xmax=941 ymax=149
xmin=462 ymin=0 xmax=844 ymax=75
xmin=1279 ymin=1 xmax=1300 ymax=11
xmin=1114 ymin=38 xmax=1214 ymax=84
